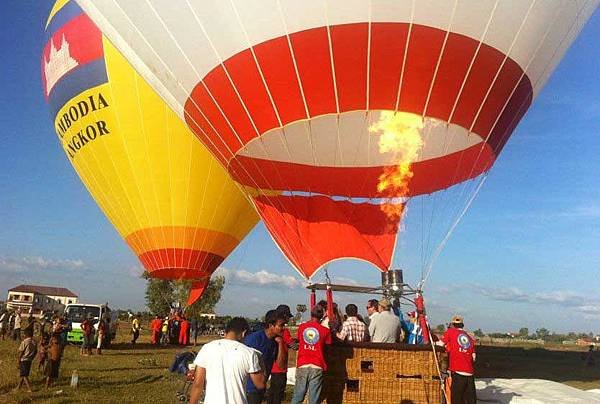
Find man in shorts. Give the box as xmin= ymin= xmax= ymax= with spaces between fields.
xmin=80 ymin=314 xmax=94 ymax=356
xmin=189 ymin=317 xmax=265 ymax=404
xmin=16 ymin=328 xmax=37 ymax=392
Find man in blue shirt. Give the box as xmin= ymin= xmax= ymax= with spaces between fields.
xmin=244 ymin=309 xmax=287 ymax=404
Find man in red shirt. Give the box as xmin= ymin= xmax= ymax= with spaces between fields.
xmin=268 ymin=305 xmax=296 ymax=404
xmin=150 ymin=315 xmax=162 ymax=344
xmin=439 ymin=315 xmax=477 ymax=404
xmin=179 ymin=316 xmax=190 ymax=345
xmin=291 ymin=305 xmax=332 ymax=404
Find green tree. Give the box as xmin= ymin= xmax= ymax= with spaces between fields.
xmin=176 ymin=276 xmax=226 ymax=319
xmin=294 ymin=304 xmax=307 ymax=325
xmin=518 ymin=327 xmax=529 ymax=338
xmin=435 ymin=324 xmax=446 ymax=333
xmin=143 ymin=272 xmax=175 ymax=315
xmin=473 ymin=328 xmax=485 ymax=338
xmin=535 ymin=327 xmax=550 ymax=340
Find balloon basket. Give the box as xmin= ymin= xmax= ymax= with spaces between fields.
xmin=321 ymin=342 xmax=446 ymax=403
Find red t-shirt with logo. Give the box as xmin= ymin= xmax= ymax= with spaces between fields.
xmin=272 ymin=328 xmax=293 ymax=374
xmin=441 ymin=327 xmax=476 ymax=374
xmin=296 ymin=320 xmax=332 ymax=371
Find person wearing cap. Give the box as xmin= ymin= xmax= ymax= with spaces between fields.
xmin=267 ymin=305 xmax=296 ymax=404
xmin=392 ymin=299 xmax=423 ymax=344
xmin=438 ymin=315 xmax=477 ymax=404
xmin=368 ymin=298 xmax=402 ymax=343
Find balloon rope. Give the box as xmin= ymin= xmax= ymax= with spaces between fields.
xmin=420 ymin=175 xmax=487 ymax=290
xmin=425 ymin=319 xmax=450 ymax=404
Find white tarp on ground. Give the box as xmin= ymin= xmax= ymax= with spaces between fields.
xmin=287 ymin=370 xmax=600 ymax=403
xmin=476 ymin=378 xmax=600 ymax=403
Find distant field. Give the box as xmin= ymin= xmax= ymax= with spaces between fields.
xmin=1 ymin=324 xmax=600 ymax=403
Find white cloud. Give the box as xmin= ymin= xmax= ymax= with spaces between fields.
xmin=215 ymin=267 xmax=308 ymax=289
xmin=0 ymin=255 xmax=85 ymax=272
xmin=470 ymin=284 xmax=600 ymax=318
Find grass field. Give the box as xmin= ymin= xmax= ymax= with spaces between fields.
xmin=1 ymin=325 xmax=600 ymax=403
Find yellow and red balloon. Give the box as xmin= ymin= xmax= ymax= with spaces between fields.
xmin=42 ymin=0 xmax=258 ymax=304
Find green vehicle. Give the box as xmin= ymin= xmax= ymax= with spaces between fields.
xmin=64 ymin=303 xmax=118 ymax=344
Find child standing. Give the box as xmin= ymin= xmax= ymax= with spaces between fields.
xmin=38 ymin=333 xmax=49 ymax=372
xmin=16 ymin=329 xmax=37 ymax=393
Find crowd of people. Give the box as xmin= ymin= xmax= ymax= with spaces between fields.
xmin=147 ymin=311 xmax=223 ymax=347
xmin=3 ymin=297 xmax=477 ymax=403
xmin=1 ymin=308 xmax=75 ymax=392
xmin=187 ymin=298 xmax=475 ymax=404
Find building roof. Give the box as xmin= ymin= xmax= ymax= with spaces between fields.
xmin=8 ymin=284 xmax=78 ymax=298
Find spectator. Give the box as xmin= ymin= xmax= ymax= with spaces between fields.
xmin=365 ymin=299 xmax=379 ymax=327
xmin=131 ymin=315 xmax=141 ymax=347
xmin=268 ymin=305 xmax=296 ymax=404
xmin=151 ymin=315 xmax=162 ymax=345
xmin=438 ymin=315 xmax=477 ymax=404
xmin=0 ymin=310 xmax=8 ymax=340
xmin=161 ymin=317 xmax=169 ymax=345
xmin=96 ymin=316 xmax=106 ymax=355
xmin=12 ymin=310 xmax=22 ymax=341
xmin=38 ymin=333 xmax=49 ymax=372
xmin=316 ymin=300 xmax=329 ymax=328
xmin=179 ymin=316 xmax=190 ymax=345
xmin=291 ymin=305 xmax=332 ymax=404
xmin=191 ymin=317 xmax=199 ymax=346
xmin=189 ymin=317 xmax=265 ymax=404
xmin=45 ymin=318 xmax=65 ymax=388
xmin=244 ymin=310 xmax=287 ymax=404
xmin=16 ymin=328 xmax=37 ymax=393
xmin=337 ymin=304 xmax=367 ymax=342
xmin=80 ymin=314 xmax=94 ymax=356
xmin=368 ymin=298 xmax=402 ymax=343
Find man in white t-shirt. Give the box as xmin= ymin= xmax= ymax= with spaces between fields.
xmin=189 ymin=317 xmax=266 ymax=404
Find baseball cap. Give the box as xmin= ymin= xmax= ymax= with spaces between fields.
xmin=451 ymin=315 xmax=464 ymax=324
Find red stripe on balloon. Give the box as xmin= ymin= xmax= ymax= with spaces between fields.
xmin=139 ymin=249 xmax=224 ymax=280
xmin=331 ymin=24 xmax=369 ymax=111
xmin=183 ymin=22 xmax=532 ymax=195
xmin=254 ymin=194 xmax=399 ymax=278
xmin=369 ymin=23 xmax=409 ymax=110
xmin=230 ymin=143 xmax=494 ymax=198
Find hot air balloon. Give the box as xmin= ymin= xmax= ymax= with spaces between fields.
xmin=42 ymin=0 xmax=258 ymax=304
xmin=76 ymin=0 xmax=598 ymax=287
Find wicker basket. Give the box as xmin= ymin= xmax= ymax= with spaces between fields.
xmin=321 ymin=342 xmax=446 ymax=404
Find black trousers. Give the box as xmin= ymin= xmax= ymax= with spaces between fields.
xmin=267 ymin=372 xmax=287 ymax=404
xmin=450 ymin=372 xmax=476 ymax=404
xmin=247 ymin=390 xmax=265 ymax=404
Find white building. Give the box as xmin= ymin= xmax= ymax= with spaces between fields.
xmin=6 ymin=284 xmax=78 ymax=316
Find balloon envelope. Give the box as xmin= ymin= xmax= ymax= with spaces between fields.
xmin=43 ymin=0 xmax=258 ymax=303
xmin=77 ymin=0 xmax=598 ymax=280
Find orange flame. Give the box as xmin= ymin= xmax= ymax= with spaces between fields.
xmin=369 ymin=111 xmax=424 ymax=220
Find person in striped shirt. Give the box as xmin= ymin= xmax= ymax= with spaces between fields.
xmin=336 ymin=304 xmax=367 ymax=342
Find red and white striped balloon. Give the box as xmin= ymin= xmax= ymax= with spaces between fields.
xmin=78 ymin=0 xmax=598 ymax=280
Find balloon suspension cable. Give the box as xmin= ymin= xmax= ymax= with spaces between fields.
xmin=419 ymin=174 xmax=488 ymax=291
xmin=324 ymin=266 xmax=332 ymax=286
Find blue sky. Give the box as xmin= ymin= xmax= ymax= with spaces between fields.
xmin=1 ymin=2 xmax=600 ymax=334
